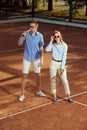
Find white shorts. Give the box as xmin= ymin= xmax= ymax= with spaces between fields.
xmin=22 ymin=59 xmax=41 ymax=74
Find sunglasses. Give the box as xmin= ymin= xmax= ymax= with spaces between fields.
xmin=30 ymin=26 xmax=36 ymax=28
xmin=54 ymin=36 xmax=60 ymax=38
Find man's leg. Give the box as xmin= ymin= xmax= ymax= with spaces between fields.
xmin=19 ymin=74 xmax=27 ymax=101
xmin=35 ymin=72 xmax=45 ymax=96
xmin=33 ymin=59 xmax=45 ymax=96
xmin=21 ymin=74 xmax=27 ymax=95
xmin=36 ymin=73 xmax=41 ymax=91
xmin=19 ymin=59 xmax=30 ymax=101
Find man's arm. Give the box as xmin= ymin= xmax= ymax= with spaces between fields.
xmin=17 ymin=30 xmax=29 ymax=46
xmin=18 ymin=34 xmax=25 ymax=46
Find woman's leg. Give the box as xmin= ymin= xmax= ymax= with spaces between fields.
xmin=61 ymin=69 xmax=70 ymax=96
xmin=50 ymin=61 xmax=58 ymax=101
xmin=61 ymin=68 xmax=73 ymax=103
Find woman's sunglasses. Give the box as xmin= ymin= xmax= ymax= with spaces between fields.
xmin=54 ymin=36 xmax=60 ymax=38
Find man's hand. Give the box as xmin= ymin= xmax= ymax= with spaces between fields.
xmin=22 ymin=31 xmax=27 ymax=37
xmin=38 ymin=57 xmax=43 ymax=67
xmin=22 ymin=30 xmax=29 ymax=37
xmin=39 ymin=46 xmax=44 ymax=66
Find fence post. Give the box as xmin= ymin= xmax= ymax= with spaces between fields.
xmin=32 ymin=0 xmax=35 ymax=17
xmin=5 ymin=0 xmax=8 ymax=19
xmin=69 ymin=0 xmax=72 ymax=22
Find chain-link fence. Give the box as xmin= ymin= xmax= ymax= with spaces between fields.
xmin=0 ymin=0 xmax=32 ymax=19
xmin=0 ymin=0 xmax=87 ymax=24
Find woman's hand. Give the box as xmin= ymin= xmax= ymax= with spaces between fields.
xmin=59 ymin=69 xmax=64 ymax=76
xmin=50 ymin=36 xmax=54 ymax=42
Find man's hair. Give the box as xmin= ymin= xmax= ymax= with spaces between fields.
xmin=30 ymin=20 xmax=38 ymax=25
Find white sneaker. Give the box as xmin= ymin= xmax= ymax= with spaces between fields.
xmin=36 ymin=91 xmax=46 ymax=97
xmin=19 ymin=95 xmax=25 ymax=102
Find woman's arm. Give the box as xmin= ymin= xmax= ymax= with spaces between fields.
xmin=61 ymin=43 xmax=68 ymax=70
xmin=45 ymin=36 xmax=54 ymax=52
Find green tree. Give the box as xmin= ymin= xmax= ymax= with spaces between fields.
xmin=21 ymin=0 xmax=27 ymax=8
xmin=34 ymin=0 xmax=39 ymax=8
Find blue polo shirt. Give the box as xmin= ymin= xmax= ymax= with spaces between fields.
xmin=23 ymin=31 xmax=44 ymax=61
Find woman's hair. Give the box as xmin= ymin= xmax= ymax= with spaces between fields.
xmin=52 ymin=30 xmax=63 ymax=43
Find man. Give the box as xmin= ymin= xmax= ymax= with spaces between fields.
xmin=18 ymin=20 xmax=45 ymax=101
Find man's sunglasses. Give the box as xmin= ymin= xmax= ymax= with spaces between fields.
xmin=30 ymin=26 xmax=36 ymax=28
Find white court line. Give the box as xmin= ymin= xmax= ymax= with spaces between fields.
xmin=71 ymin=91 xmax=87 ymax=98
xmin=64 ymin=91 xmax=87 ymax=107
xmin=0 ymin=91 xmax=87 ymax=120
xmin=0 ymin=101 xmax=52 ymax=120
xmin=73 ymin=101 xmax=87 ymax=107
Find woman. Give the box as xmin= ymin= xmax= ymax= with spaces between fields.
xmin=45 ymin=30 xmax=73 ymax=104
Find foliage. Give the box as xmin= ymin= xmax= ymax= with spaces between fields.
xmin=0 ymin=0 xmax=87 ymax=21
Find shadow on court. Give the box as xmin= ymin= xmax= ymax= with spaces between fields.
xmin=0 ymin=21 xmax=87 ymax=130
